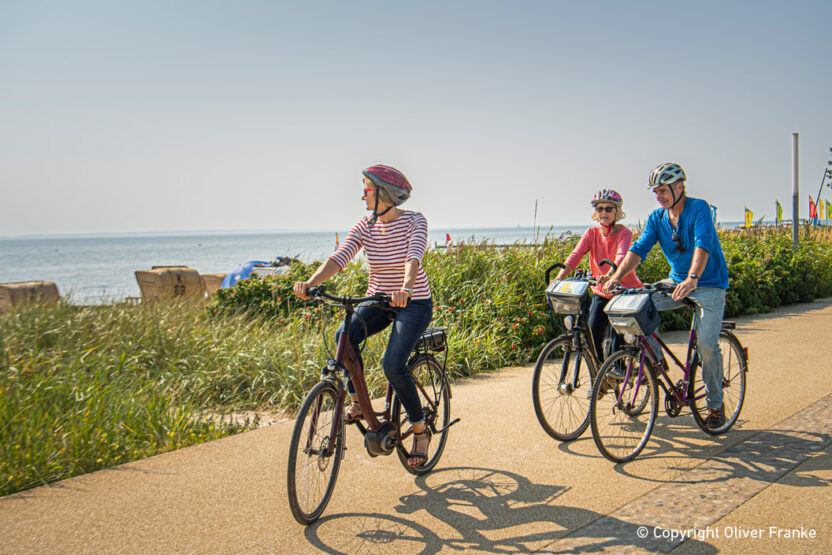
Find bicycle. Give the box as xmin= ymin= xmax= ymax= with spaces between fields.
xmin=286 ymin=285 xmax=459 ymax=525
xmin=532 ymin=258 xmax=639 ymax=441
xmin=588 ymin=282 xmax=749 ymax=463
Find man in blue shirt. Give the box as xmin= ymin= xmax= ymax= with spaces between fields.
xmin=601 ymin=162 xmax=729 ymax=430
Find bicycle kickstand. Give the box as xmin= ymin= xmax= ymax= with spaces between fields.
xmin=433 ymin=418 xmax=461 ymax=434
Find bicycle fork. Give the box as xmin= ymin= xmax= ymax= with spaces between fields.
xmin=559 ymin=335 xmax=585 ymax=395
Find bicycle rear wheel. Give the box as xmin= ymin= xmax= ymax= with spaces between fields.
xmin=690 ymin=330 xmax=747 ymax=435
xmin=590 ymin=348 xmax=658 ymax=463
xmin=532 ymin=335 xmax=595 ymax=441
xmin=393 ymin=354 xmax=450 ymax=476
xmin=287 ymin=380 xmax=345 ymax=525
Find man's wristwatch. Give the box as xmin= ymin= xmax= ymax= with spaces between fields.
xmin=688 ymin=273 xmax=700 ymax=280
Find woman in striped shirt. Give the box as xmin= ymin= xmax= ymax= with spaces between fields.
xmin=293 ymin=165 xmax=434 ymax=467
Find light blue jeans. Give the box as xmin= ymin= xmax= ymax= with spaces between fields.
xmin=652 ymin=283 xmax=726 ymax=410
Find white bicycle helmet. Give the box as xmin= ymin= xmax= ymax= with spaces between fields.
xmin=648 ymin=163 xmax=686 ymax=189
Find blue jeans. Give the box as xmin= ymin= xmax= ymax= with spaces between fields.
xmin=653 ymin=283 xmax=726 ymax=409
xmin=335 ymin=298 xmax=433 ymax=425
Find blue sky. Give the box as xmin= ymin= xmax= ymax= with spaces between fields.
xmin=1 ymin=0 xmax=831 ymax=235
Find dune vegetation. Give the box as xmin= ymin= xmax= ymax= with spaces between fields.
xmin=2 ymin=226 xmax=832 ymax=496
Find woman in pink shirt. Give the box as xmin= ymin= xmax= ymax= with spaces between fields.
xmin=555 ymin=189 xmax=642 ymax=359
xmin=293 ymin=165 xmax=433 ymax=467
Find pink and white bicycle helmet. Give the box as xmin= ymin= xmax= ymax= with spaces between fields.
xmin=591 ymin=189 xmax=623 ymax=207
xmin=362 ymin=164 xmax=412 ymax=206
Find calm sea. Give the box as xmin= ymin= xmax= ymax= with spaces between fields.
xmin=0 ymin=226 xmax=590 ymax=303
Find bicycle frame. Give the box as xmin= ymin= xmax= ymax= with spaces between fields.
xmin=308 ymin=294 xmax=449 ymax=456
xmin=617 ymin=309 xmax=705 ymax=409
xmin=307 ymin=303 xmax=392 ymax=458
xmin=543 ymin=259 xmax=620 ymax=389
xmin=555 ymin=316 xmax=602 ymax=389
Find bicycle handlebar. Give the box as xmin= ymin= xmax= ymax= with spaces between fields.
xmin=306 ymin=284 xmax=392 ymax=306
xmin=609 ymin=281 xmax=698 ymax=307
xmin=543 ymin=263 xmax=566 ymax=286
xmin=544 ymin=258 xmax=618 ymax=286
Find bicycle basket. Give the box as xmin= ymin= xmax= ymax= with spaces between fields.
xmin=546 ymin=280 xmax=590 ymax=315
xmin=417 ymin=327 xmax=448 ymax=352
xmin=604 ymin=293 xmax=660 ymax=336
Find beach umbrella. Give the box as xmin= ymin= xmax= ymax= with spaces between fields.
xmin=221 ymin=260 xmax=270 ymax=289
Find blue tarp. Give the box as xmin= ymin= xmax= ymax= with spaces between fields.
xmin=221 ymin=260 xmax=269 ymax=289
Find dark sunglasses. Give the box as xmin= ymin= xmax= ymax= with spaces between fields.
xmin=595 ymin=205 xmax=616 ymax=213
xmin=672 ymin=232 xmax=686 ymax=254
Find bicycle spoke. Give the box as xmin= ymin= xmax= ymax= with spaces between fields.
xmin=691 ymin=331 xmax=747 ymax=435
xmin=590 ymin=349 xmax=658 ymax=463
xmin=287 ymin=382 xmax=344 ymax=524
xmin=394 ymin=355 xmax=450 ymax=475
xmin=533 ymin=337 xmax=594 ymax=442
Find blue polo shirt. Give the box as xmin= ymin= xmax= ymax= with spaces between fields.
xmin=630 ymin=197 xmax=729 ymax=289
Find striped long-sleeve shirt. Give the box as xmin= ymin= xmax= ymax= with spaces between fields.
xmin=329 ymin=211 xmax=432 ymax=300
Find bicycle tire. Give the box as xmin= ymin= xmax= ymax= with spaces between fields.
xmin=690 ymin=330 xmax=747 ymax=435
xmin=532 ymin=335 xmax=596 ymax=441
xmin=590 ymin=348 xmax=658 ymax=463
xmin=392 ymin=354 xmax=450 ymax=476
xmin=287 ymin=380 xmax=345 ymax=525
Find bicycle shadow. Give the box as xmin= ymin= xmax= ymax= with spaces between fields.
xmin=302 ymin=466 xmax=719 ymax=554
xmin=550 ymin=411 xmax=832 ymax=489
xmin=615 ymin=421 xmax=832 ymax=486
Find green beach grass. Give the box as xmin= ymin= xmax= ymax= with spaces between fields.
xmin=2 ymin=227 xmax=832 ymax=496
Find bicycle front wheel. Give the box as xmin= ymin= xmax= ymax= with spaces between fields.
xmin=590 ymin=348 xmax=658 ymax=463
xmin=690 ymin=330 xmax=747 ymax=435
xmin=287 ymin=380 xmax=345 ymax=525
xmin=532 ymin=335 xmax=595 ymax=441
xmin=393 ymin=354 xmax=450 ymax=476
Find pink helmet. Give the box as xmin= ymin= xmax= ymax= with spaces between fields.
xmin=362 ymin=164 xmax=412 ymax=206
xmin=591 ymin=189 xmax=623 ymax=207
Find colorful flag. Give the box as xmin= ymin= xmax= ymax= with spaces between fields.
xmin=744 ymin=207 xmax=753 ymax=228
xmin=827 ymin=201 xmax=832 ymax=220
xmin=820 ymin=200 xmax=826 ymax=219
xmin=809 ymin=197 xmax=817 ymax=219
xmin=445 ymin=233 xmax=451 ymax=243
xmin=775 ymin=200 xmax=783 ymax=224
xmin=335 ymin=232 xmax=339 ymax=247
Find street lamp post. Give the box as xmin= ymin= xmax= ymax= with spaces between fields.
xmin=792 ymin=134 xmax=799 ymax=248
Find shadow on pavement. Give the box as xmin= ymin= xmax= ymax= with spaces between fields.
xmin=302 ymin=466 xmax=720 ymax=554
xmin=551 ymin=410 xmax=832 ymax=488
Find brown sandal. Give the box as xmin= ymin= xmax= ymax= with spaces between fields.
xmin=407 ymin=429 xmax=432 ymax=467
xmin=344 ymin=403 xmax=363 ymax=424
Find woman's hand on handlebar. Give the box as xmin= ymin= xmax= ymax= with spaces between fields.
xmin=391 ymin=289 xmax=411 ymax=308
xmin=293 ymin=280 xmax=313 ymax=300
xmin=601 ymin=275 xmax=621 ymax=295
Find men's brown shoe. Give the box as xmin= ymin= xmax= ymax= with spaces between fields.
xmin=706 ymin=404 xmax=726 ymax=430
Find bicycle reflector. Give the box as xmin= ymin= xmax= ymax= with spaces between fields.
xmin=604 ymin=293 xmax=660 ymax=336
xmin=546 ymin=280 xmax=590 ymax=315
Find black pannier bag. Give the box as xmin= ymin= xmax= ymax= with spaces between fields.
xmin=545 ymin=279 xmax=590 ymax=315
xmin=604 ymin=293 xmax=660 ymax=336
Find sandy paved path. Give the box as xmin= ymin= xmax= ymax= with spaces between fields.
xmin=3 ymin=299 xmax=832 ymax=554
